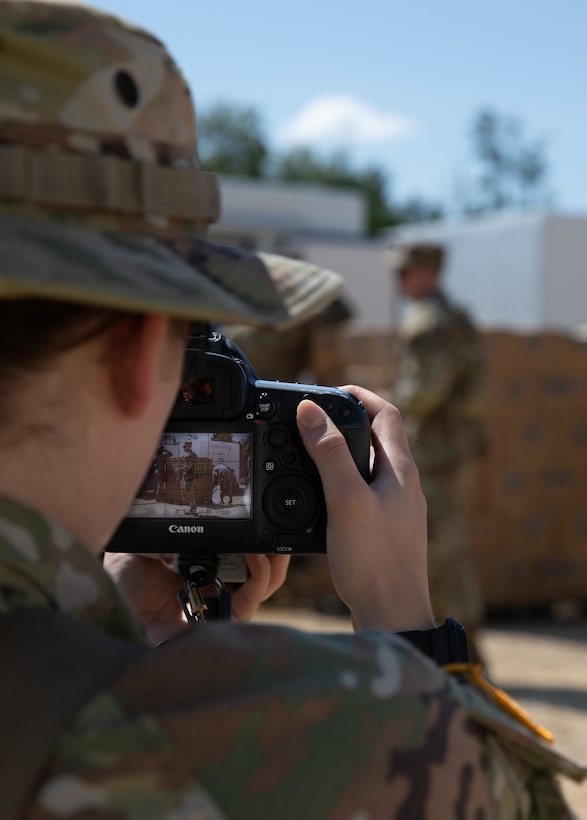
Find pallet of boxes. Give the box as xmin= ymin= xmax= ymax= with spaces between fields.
xmin=467 ymin=330 xmax=587 ymax=612
xmin=274 ymin=325 xmax=587 ymax=615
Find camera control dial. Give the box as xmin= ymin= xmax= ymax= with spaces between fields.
xmin=262 ymin=475 xmax=319 ymax=531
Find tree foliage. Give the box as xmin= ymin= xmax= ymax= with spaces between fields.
xmin=197 ymin=103 xmax=552 ymax=227
xmin=197 ymin=103 xmax=268 ymax=177
xmin=459 ymin=107 xmax=550 ymax=213
xmin=197 ymin=104 xmax=443 ymax=234
xmin=273 ymin=147 xmax=407 ymax=234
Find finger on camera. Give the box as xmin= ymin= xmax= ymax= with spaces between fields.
xmin=340 ymin=385 xmax=416 ymax=484
xmin=296 ymin=400 xmax=365 ymax=494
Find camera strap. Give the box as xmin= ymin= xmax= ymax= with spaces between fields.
xmin=0 ymin=607 xmax=151 ymax=820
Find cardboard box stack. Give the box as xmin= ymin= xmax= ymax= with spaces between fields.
xmin=466 ymin=331 xmax=587 ymax=610
xmin=274 ymin=327 xmax=587 ymax=613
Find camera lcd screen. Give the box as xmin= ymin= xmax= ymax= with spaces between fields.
xmin=127 ymin=431 xmax=252 ymax=521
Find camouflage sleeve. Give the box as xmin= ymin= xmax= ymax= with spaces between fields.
xmin=29 ymin=624 xmax=582 ymax=819
xmin=392 ymin=322 xmax=462 ymax=419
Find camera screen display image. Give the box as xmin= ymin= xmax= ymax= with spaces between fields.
xmin=128 ymin=431 xmax=252 ymax=521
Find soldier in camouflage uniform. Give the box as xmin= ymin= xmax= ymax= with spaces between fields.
xmin=0 ymin=3 xmax=584 ymax=819
xmin=219 ymin=296 xmax=353 ymax=383
xmin=182 ymin=441 xmax=199 ymax=513
xmin=152 ymin=446 xmax=172 ymax=503
xmin=389 ymin=243 xmax=488 ymax=661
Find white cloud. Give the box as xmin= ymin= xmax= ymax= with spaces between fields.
xmin=277 ymin=94 xmax=416 ymax=147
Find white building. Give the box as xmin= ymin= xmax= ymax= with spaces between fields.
xmin=211 ymin=177 xmax=587 ymax=333
xmin=387 ymin=210 xmax=587 ymax=333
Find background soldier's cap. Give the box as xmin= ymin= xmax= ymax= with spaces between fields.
xmin=388 ymin=243 xmax=446 ymax=274
xmin=0 ymin=0 xmax=343 ymax=328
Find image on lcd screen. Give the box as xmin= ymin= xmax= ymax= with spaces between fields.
xmin=128 ymin=431 xmax=252 ymax=520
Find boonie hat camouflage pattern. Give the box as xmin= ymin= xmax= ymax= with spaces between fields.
xmin=0 ymin=0 xmax=343 ymax=328
xmin=389 ymin=243 xmax=445 ymax=274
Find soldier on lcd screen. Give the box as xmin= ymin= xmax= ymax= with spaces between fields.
xmin=152 ymin=445 xmax=172 ymax=502
xmin=181 ymin=440 xmax=199 ymax=514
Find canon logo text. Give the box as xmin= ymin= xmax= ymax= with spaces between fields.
xmin=168 ymin=525 xmax=204 ymax=534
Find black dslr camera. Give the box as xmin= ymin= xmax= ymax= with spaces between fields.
xmin=107 ymin=330 xmax=371 ymax=586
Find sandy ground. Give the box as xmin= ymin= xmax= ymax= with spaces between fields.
xmin=254 ymin=606 xmax=587 ymax=818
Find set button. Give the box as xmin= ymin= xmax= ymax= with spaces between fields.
xmin=262 ymin=475 xmax=318 ymax=531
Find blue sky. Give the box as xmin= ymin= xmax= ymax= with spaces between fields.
xmin=97 ymin=1 xmax=587 ymax=216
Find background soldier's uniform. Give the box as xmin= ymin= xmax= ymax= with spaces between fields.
xmin=219 ymin=296 xmax=353 ymax=384
xmin=391 ymin=286 xmax=488 ymax=654
xmin=1 ymin=494 xmax=584 ymax=819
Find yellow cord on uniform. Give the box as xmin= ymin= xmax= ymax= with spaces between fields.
xmin=443 ymin=662 xmax=555 ymax=745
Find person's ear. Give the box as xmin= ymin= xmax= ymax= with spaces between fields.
xmin=107 ymin=314 xmax=169 ymax=418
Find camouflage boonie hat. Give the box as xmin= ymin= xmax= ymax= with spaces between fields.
xmin=0 ymin=0 xmax=343 ymax=328
xmin=389 ymin=243 xmax=445 ymax=274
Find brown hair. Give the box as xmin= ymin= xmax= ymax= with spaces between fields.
xmin=0 ymin=298 xmax=189 ymax=365
xmin=0 ymin=298 xmax=188 ymax=417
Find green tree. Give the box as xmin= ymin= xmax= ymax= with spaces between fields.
xmin=274 ymin=148 xmax=387 ymax=233
xmin=274 ymin=147 xmax=438 ymax=234
xmin=198 ymin=104 xmax=444 ymax=233
xmin=198 ymin=103 xmax=268 ymax=177
xmin=394 ymin=196 xmax=444 ymax=225
xmin=459 ymin=107 xmax=550 ymax=213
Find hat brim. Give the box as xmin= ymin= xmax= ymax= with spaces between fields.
xmin=0 ymin=216 xmax=344 ymax=329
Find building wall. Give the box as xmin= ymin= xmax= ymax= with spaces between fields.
xmin=543 ymin=215 xmax=587 ymax=330
xmin=213 ymin=175 xmax=366 ymax=239
xmin=388 ymin=210 xmax=587 ymax=333
xmin=210 ymin=175 xmax=587 ymax=332
xmin=298 ymin=239 xmax=394 ymax=326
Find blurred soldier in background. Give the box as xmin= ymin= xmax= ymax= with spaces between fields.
xmin=389 ymin=243 xmax=488 ymax=662
xmin=219 ymin=295 xmax=353 ymax=384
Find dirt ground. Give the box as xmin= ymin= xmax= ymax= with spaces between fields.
xmin=254 ymin=605 xmax=587 ymax=818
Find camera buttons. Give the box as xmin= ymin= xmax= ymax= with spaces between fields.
xmin=255 ymin=393 xmax=277 ymax=418
xmin=266 ymin=425 xmax=290 ymax=450
xmin=339 ymin=403 xmax=353 ymax=418
xmin=262 ymin=475 xmax=319 ymax=531
xmin=281 ymin=491 xmax=301 ymax=510
xmin=273 ymin=533 xmax=307 ymax=552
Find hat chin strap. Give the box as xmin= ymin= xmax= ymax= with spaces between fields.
xmin=0 ymin=145 xmax=220 ymax=224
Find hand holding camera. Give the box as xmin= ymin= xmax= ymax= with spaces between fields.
xmin=104 ymin=551 xmax=290 ymax=642
xmin=297 ymin=386 xmax=434 ymax=633
xmin=107 ymin=331 xmax=371 ymax=562
xmin=105 ymin=331 xmax=432 ymax=635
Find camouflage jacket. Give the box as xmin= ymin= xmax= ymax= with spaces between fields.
xmin=392 ymin=290 xmax=488 ymax=472
xmin=0 ymin=495 xmax=584 ymax=819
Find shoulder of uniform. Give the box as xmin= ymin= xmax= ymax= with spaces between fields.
xmin=400 ymin=298 xmax=447 ymax=339
xmin=444 ymin=665 xmax=587 ymax=784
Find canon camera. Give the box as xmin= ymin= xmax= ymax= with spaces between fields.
xmin=107 ymin=330 xmax=371 ymax=567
